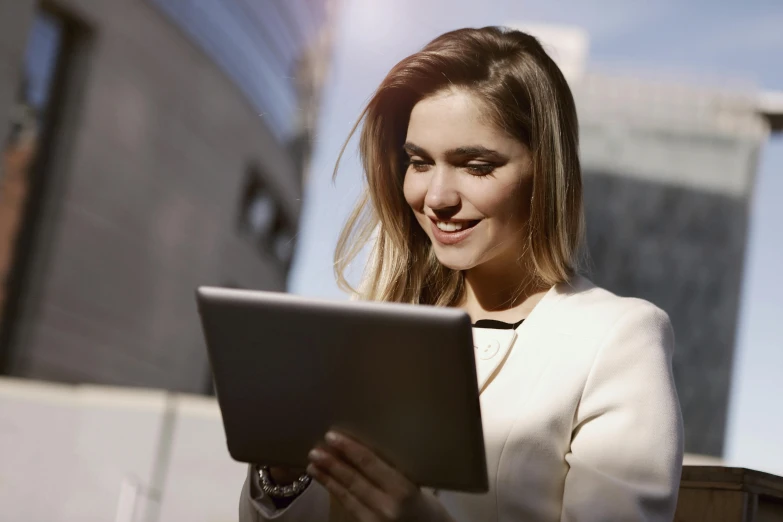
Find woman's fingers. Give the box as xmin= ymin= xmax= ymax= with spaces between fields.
xmin=306 ymin=431 xmax=428 ymax=521
xmin=306 ymin=461 xmax=382 ymax=521
xmin=324 ymin=431 xmax=415 ymax=499
xmin=308 ymin=447 xmax=399 ymax=519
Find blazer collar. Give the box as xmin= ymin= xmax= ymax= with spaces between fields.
xmin=472 ymin=327 xmax=517 ymax=393
xmin=471 ymin=276 xmax=590 ymax=393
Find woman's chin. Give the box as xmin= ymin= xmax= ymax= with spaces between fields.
xmin=434 ymin=254 xmax=477 ymax=272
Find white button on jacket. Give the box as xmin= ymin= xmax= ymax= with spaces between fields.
xmin=240 ymin=276 xmax=685 ymax=522
xmin=477 ymin=337 xmax=503 ymax=361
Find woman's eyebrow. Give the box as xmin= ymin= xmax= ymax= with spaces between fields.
xmin=403 ymin=142 xmax=505 ymax=160
xmin=403 ymin=142 xmax=428 ymax=156
xmin=448 ymin=145 xmax=504 ymax=159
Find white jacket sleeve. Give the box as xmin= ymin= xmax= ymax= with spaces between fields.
xmin=239 ymin=465 xmax=330 ymax=522
xmin=560 ymin=302 xmax=684 ymax=522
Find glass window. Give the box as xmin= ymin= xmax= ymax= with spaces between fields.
xmin=247 ymin=192 xmax=277 ymax=239
xmin=23 ymin=12 xmax=64 ymax=117
xmin=238 ymin=166 xmax=293 ymax=267
xmin=273 ymin=230 xmax=294 ymax=265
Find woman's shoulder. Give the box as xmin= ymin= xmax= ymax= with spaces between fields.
xmin=548 ymin=274 xmax=672 ymax=339
xmin=537 ymin=275 xmax=676 ymax=385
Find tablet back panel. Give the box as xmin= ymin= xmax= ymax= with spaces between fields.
xmin=196 ymin=286 xmax=488 ymax=492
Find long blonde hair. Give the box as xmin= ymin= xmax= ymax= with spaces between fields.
xmin=334 ymin=27 xmax=584 ymax=305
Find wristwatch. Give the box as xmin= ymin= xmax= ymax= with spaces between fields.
xmin=257 ymin=466 xmax=312 ymax=499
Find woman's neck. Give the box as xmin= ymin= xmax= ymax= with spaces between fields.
xmin=460 ymin=258 xmax=550 ymax=324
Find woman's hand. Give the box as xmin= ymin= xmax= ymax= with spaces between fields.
xmin=306 ymin=431 xmax=454 ymax=522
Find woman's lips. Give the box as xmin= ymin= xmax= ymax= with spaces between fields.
xmin=429 ymin=219 xmax=481 ymax=245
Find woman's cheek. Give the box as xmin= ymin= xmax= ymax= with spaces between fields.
xmin=402 ymin=172 xmax=425 ymax=210
xmin=487 ymin=179 xmax=532 ymax=225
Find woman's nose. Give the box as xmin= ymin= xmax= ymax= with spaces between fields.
xmin=424 ymin=167 xmax=460 ymax=211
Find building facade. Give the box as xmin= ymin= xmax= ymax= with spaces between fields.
xmin=0 ymin=0 xmax=334 ymax=393
xmin=574 ymin=74 xmax=770 ymax=456
xmin=507 ymin=22 xmax=778 ymax=457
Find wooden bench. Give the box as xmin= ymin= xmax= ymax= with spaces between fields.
xmin=676 ymin=466 xmax=783 ymax=521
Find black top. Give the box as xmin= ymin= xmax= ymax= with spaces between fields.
xmin=472 ymin=318 xmax=525 ymax=330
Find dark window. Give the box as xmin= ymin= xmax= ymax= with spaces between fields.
xmin=271 ymin=218 xmax=295 ymax=265
xmin=238 ymin=172 xmax=278 ymax=241
xmin=238 ymin=166 xmax=294 ymax=267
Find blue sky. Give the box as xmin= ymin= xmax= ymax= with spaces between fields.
xmin=288 ymin=0 xmax=783 ymax=471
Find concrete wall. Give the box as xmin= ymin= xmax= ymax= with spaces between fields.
xmin=0 ymin=377 xmax=246 ymax=522
xmin=0 ymin=0 xmax=301 ymax=392
xmin=0 ymin=378 xmax=169 ymax=522
xmin=157 ymin=395 xmax=248 ymax=522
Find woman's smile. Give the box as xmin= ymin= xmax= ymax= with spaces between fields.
xmin=429 ymin=218 xmax=482 ymax=245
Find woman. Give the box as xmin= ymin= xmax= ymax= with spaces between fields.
xmin=240 ymin=26 xmax=684 ymax=522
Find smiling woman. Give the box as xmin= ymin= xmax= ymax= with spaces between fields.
xmin=239 ymin=26 xmax=683 ymax=522
xmin=402 ymin=91 xmax=535 ymax=272
xmin=333 ymin=26 xmax=583 ymax=308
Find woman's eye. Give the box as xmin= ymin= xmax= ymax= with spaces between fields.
xmin=407 ymin=160 xmax=431 ymax=172
xmin=466 ymin=163 xmax=495 ymax=175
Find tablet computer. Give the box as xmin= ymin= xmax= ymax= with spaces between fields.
xmin=196 ymin=286 xmax=488 ymax=493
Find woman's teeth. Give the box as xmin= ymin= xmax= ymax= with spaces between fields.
xmin=436 ymin=221 xmax=467 ymax=232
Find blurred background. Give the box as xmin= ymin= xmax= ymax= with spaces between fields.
xmin=0 ymin=0 xmax=780 ymax=520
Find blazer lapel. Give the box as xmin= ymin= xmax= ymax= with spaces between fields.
xmin=470 ymin=277 xmax=586 ymax=394
xmin=473 ymin=327 xmax=517 ymax=393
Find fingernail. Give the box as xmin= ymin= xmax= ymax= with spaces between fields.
xmin=325 ymin=431 xmax=340 ymax=444
xmin=306 ymin=463 xmax=319 ymax=477
xmin=308 ymin=448 xmax=326 ymax=461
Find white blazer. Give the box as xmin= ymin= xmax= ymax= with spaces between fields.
xmin=240 ymin=276 xmax=684 ymax=521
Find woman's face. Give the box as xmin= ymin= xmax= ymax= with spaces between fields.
xmin=403 ymin=89 xmax=533 ymax=272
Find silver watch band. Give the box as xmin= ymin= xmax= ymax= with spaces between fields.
xmin=257 ymin=466 xmax=312 ymax=499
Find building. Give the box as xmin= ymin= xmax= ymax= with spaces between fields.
xmin=512 ymin=22 xmax=779 ymax=457
xmin=576 ymin=75 xmax=772 ymax=457
xmin=0 ymin=0 xmax=335 ymax=393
